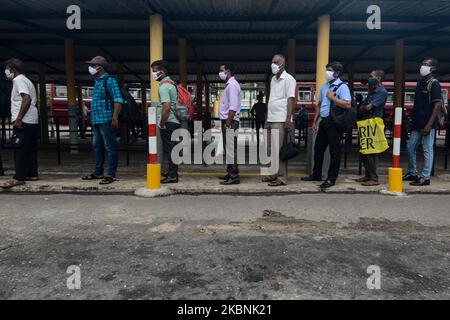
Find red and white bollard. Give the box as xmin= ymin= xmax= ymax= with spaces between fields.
xmin=389 ymin=106 xmax=403 ymax=193
xmin=147 ymin=106 xmax=160 ymax=190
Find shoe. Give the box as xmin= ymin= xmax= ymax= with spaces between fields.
xmin=161 ymin=172 xmax=169 ymax=178
xmin=320 ymin=180 xmax=335 ymax=189
xmin=356 ymin=176 xmax=370 ymax=183
xmin=403 ymin=173 xmax=419 ymax=182
xmin=410 ymin=178 xmax=430 ymax=187
xmin=302 ymin=175 xmax=322 ymax=182
xmin=361 ymin=180 xmax=380 ymax=187
xmin=161 ymin=177 xmax=179 ymax=184
xmin=218 ymin=174 xmax=230 ymax=180
xmin=220 ymin=177 xmax=240 ymax=185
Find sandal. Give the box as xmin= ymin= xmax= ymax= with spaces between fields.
xmin=356 ymin=176 xmax=370 ymax=183
xmin=82 ymin=174 xmax=104 ymax=181
xmin=1 ymin=179 xmax=26 ymax=189
xmin=26 ymin=177 xmax=40 ymax=181
xmin=99 ymin=177 xmax=117 ymax=185
xmin=262 ymin=176 xmax=277 ymax=183
xmin=268 ymin=179 xmax=287 ymax=187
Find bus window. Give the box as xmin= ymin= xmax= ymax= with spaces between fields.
xmin=405 ymin=93 xmax=415 ymax=104
xmin=387 ymin=93 xmax=394 ymax=103
xmin=298 ymin=90 xmax=311 ymax=102
xmin=55 ymin=86 xmax=67 ymax=98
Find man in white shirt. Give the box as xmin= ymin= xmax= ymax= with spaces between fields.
xmin=264 ymin=54 xmax=297 ymax=187
xmin=1 ymin=58 xmax=39 ymax=189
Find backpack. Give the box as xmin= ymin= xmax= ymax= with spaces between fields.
xmin=161 ymin=80 xmax=194 ymax=122
xmin=330 ymin=82 xmax=357 ymax=132
xmin=427 ymin=78 xmax=447 ymax=127
xmin=102 ymin=76 xmax=126 ymax=122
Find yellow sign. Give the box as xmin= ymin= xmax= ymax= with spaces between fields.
xmin=357 ymin=117 xmax=389 ymax=155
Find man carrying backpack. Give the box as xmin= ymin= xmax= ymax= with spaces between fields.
xmin=82 ymin=56 xmax=123 ymax=185
xmin=151 ymin=60 xmax=181 ymax=184
xmin=404 ymin=58 xmax=443 ymax=186
xmin=302 ymin=61 xmax=352 ymax=189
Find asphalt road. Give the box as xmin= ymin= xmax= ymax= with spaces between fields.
xmin=0 ymin=194 xmax=449 ymax=300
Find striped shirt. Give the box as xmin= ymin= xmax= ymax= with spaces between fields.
xmin=91 ymin=73 xmax=124 ymax=125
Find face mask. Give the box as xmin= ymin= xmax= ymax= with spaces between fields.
xmin=271 ymin=63 xmax=282 ymax=75
xmin=326 ymin=70 xmax=336 ymax=82
xmin=88 ymin=66 xmax=98 ymax=76
xmin=152 ymin=71 xmax=162 ymax=81
xmin=368 ymin=78 xmax=378 ymax=86
xmin=4 ymin=69 xmax=13 ymax=80
xmin=219 ymin=72 xmax=227 ymax=81
xmin=420 ymin=66 xmax=432 ymax=77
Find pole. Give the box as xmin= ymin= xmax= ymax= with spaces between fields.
xmin=64 ymin=38 xmax=79 ymax=153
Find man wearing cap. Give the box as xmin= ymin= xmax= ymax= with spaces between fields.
xmin=82 ymin=56 xmax=124 ymax=185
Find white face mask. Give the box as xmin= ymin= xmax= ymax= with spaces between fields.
xmin=88 ymin=66 xmax=98 ymax=76
xmin=271 ymin=63 xmax=282 ymax=75
xmin=4 ymin=69 xmax=14 ymax=80
xmin=326 ymin=70 xmax=336 ymax=82
xmin=219 ymin=71 xmax=227 ymax=81
xmin=420 ymin=66 xmax=432 ymax=77
xmin=152 ymin=71 xmax=162 ymax=81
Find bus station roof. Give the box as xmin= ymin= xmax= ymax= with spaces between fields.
xmin=1 ymin=0 xmax=450 ymax=84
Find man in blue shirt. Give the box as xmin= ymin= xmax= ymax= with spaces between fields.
xmin=302 ymin=61 xmax=352 ymax=189
xmin=404 ymin=58 xmax=442 ymax=186
xmin=356 ymin=70 xmax=388 ymax=186
xmin=82 ymin=56 xmax=124 ymax=185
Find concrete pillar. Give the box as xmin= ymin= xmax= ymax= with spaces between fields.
xmin=394 ymin=39 xmax=405 ymax=109
xmin=287 ymin=38 xmax=296 ymax=76
xmin=309 ymin=15 xmax=331 ymax=175
xmin=38 ymin=64 xmax=49 ymax=144
xmin=315 ymin=15 xmax=330 ymax=102
xmin=64 ymin=38 xmax=79 ymax=153
xmin=117 ymin=63 xmax=125 ymax=88
xmin=178 ymin=38 xmax=188 ymax=88
xmin=196 ymin=64 xmax=203 ymax=118
xmin=150 ymin=14 xmax=164 ymax=165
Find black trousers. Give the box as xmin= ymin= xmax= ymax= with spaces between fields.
xmin=160 ymin=122 xmax=181 ymax=178
xmin=312 ymin=117 xmax=341 ymax=182
xmin=221 ymin=120 xmax=240 ymax=178
xmin=362 ymin=154 xmax=379 ymax=182
xmin=13 ymin=123 xmax=39 ymax=181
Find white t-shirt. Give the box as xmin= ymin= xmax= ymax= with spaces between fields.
xmin=11 ymin=74 xmax=38 ymax=124
xmin=267 ymin=71 xmax=297 ymax=122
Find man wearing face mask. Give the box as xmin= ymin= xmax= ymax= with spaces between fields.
xmin=263 ymin=54 xmax=296 ymax=187
xmin=356 ymin=70 xmax=388 ymax=186
xmin=218 ymin=64 xmax=242 ymax=185
xmin=1 ymin=58 xmax=39 ymax=189
xmin=150 ymin=60 xmax=181 ymax=184
xmin=404 ymin=58 xmax=442 ymax=187
xmin=302 ymin=61 xmax=352 ymax=189
xmin=82 ymin=56 xmax=124 ymax=185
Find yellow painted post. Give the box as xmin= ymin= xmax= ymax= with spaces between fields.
xmin=148 ymin=14 xmax=163 ymax=190
xmin=178 ymin=38 xmax=188 ymax=88
xmin=288 ymin=38 xmax=296 ymax=76
xmin=64 ymin=38 xmax=79 ymax=153
xmin=315 ymin=15 xmax=330 ymax=103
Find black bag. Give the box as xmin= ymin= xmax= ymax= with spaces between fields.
xmin=330 ymin=82 xmax=357 ymax=132
xmin=103 ymin=76 xmax=126 ymax=122
xmin=9 ymin=131 xmax=24 ymax=149
xmin=280 ymin=132 xmax=301 ymax=161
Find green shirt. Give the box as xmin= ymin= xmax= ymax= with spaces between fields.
xmin=157 ymin=76 xmax=180 ymax=125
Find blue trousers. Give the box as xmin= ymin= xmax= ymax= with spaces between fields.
xmin=92 ymin=122 xmax=118 ymax=178
xmin=407 ymin=129 xmax=435 ymax=180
